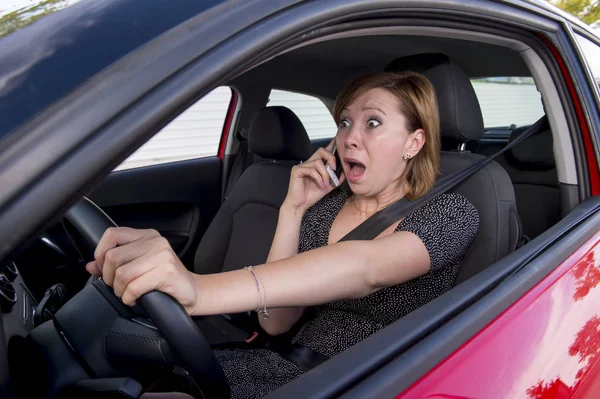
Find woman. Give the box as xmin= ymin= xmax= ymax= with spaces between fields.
xmin=87 ymin=72 xmax=479 ymax=398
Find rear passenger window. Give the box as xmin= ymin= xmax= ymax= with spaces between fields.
xmin=114 ymin=87 xmax=233 ymax=171
xmin=267 ymin=89 xmax=337 ymax=140
xmin=471 ymin=77 xmax=544 ymax=129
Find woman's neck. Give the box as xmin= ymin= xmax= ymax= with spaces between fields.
xmin=352 ymin=184 xmax=408 ymax=215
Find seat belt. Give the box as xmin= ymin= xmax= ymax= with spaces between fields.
xmin=339 ymin=116 xmax=547 ymax=242
xmin=224 ymin=129 xmax=249 ymax=200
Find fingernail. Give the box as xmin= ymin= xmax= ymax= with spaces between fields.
xmin=331 ymin=162 xmax=336 ymax=171
xmin=97 ymin=263 xmax=103 ymax=272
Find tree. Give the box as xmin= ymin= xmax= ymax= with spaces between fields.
xmin=0 ymin=0 xmax=70 ymax=39
xmin=551 ymin=0 xmax=600 ymax=25
xmin=527 ymin=378 xmax=571 ymax=398
xmin=568 ymin=315 xmax=600 ymax=380
xmin=571 ymin=251 xmax=599 ymax=301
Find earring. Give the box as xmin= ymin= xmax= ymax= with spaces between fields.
xmin=403 ymin=152 xmax=412 ymax=160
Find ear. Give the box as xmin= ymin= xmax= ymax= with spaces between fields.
xmin=405 ymin=128 xmax=426 ymax=156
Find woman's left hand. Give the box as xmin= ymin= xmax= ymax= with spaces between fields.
xmin=86 ymin=227 xmax=201 ymax=314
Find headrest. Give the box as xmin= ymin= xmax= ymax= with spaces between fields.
xmin=384 ymin=53 xmax=484 ymax=142
xmin=248 ymin=106 xmax=313 ymax=161
xmin=505 ymin=116 xmax=555 ymax=170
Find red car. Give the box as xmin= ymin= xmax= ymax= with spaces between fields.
xmin=0 ymin=0 xmax=599 ymax=398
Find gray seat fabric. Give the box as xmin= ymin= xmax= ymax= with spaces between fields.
xmin=500 ymin=116 xmax=559 ymax=239
xmin=386 ymin=53 xmax=521 ymax=284
xmin=194 ymin=106 xmax=313 ymax=275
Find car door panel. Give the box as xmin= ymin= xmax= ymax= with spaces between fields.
xmin=393 ymin=227 xmax=600 ymax=399
xmin=99 ymin=202 xmax=199 ymax=255
xmin=88 ymin=157 xmax=221 ymax=267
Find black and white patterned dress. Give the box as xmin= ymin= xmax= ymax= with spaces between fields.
xmin=214 ymin=186 xmax=479 ymax=398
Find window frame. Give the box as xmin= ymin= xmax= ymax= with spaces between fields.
xmin=570 ymin=27 xmax=600 ymax=109
xmin=564 ymin=25 xmax=600 ymax=195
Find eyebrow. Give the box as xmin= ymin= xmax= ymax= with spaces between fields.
xmin=341 ymin=106 xmax=387 ymax=115
xmin=363 ymin=106 xmax=387 ymax=115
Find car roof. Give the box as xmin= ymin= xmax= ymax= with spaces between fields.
xmin=0 ymin=0 xmax=224 ymax=140
xmin=231 ymin=34 xmax=532 ymax=102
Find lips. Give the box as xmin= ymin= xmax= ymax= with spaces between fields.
xmin=345 ymin=158 xmax=366 ymax=183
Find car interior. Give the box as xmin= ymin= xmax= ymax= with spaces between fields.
xmin=1 ymin=28 xmax=583 ymax=398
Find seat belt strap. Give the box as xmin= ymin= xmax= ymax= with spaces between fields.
xmin=224 ymin=130 xmax=249 ymax=200
xmin=339 ymin=117 xmax=546 ymax=242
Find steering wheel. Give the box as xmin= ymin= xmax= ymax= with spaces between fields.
xmin=63 ymin=197 xmax=230 ymax=398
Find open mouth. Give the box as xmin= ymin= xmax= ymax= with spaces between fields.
xmin=345 ymin=158 xmax=366 ymax=182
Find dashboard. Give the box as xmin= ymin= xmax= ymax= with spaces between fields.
xmin=1 ymin=261 xmax=35 ymax=340
xmin=0 ymin=260 xmax=35 ymax=399
xmin=0 ymin=228 xmax=93 ymax=398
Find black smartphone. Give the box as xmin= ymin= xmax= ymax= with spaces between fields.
xmin=326 ymin=142 xmax=343 ymax=186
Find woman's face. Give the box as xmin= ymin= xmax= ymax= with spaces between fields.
xmin=336 ymin=87 xmax=425 ymax=197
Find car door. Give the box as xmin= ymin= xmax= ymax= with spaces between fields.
xmin=1 ymin=1 xmax=599 ymax=398
xmin=88 ymin=87 xmax=237 ymax=267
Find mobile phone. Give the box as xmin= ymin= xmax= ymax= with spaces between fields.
xmin=325 ymin=142 xmax=343 ymax=187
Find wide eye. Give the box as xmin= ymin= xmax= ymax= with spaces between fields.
xmin=367 ymin=119 xmax=381 ymax=128
xmin=339 ymin=119 xmax=351 ymax=128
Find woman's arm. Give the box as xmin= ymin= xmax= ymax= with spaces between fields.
xmin=88 ymin=226 xmax=431 ymax=326
xmin=191 ymin=230 xmax=430 ymax=316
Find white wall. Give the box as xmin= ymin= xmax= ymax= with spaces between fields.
xmin=267 ymin=89 xmax=337 ymax=140
xmin=114 ymin=87 xmax=232 ymax=171
xmin=472 ymin=82 xmax=544 ymax=128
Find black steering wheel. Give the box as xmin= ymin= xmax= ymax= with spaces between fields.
xmin=63 ymin=197 xmax=230 ymax=398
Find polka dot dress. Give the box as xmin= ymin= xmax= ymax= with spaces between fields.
xmin=214 ymin=185 xmax=480 ymax=398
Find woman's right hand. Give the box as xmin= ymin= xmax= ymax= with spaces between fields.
xmin=284 ymin=139 xmax=345 ymax=212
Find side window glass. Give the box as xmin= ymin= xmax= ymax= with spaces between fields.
xmin=115 ymin=87 xmax=233 ymax=171
xmin=470 ymin=77 xmax=544 ymax=129
xmin=575 ymin=33 xmax=600 ymax=97
xmin=267 ymin=89 xmax=337 ymax=140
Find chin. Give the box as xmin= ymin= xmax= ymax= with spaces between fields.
xmin=346 ymin=181 xmax=369 ymax=195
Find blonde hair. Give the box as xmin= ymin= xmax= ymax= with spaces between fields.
xmin=333 ymin=72 xmax=440 ymax=200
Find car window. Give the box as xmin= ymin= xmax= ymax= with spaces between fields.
xmin=114 ymin=86 xmax=232 ymax=171
xmin=471 ymin=77 xmax=544 ymax=129
xmin=267 ymin=89 xmax=337 ymax=140
xmin=575 ymin=33 xmax=600 ymax=98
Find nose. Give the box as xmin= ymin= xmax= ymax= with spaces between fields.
xmin=343 ymin=124 xmax=361 ymax=150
